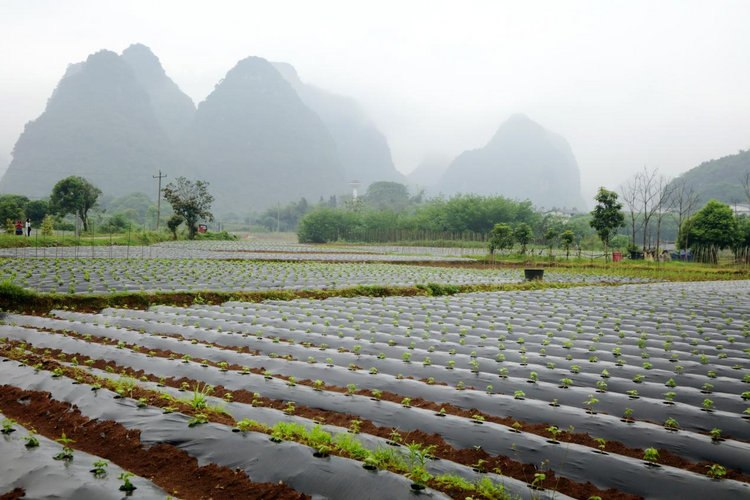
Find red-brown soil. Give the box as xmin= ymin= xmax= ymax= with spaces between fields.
xmin=0 ymin=385 xmax=309 ymax=500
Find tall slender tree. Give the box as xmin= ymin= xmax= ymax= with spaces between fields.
xmin=589 ymin=187 xmax=625 ymax=261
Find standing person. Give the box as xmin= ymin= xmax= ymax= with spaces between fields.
xmin=25 ymin=218 xmax=31 ymax=237
xmin=15 ymin=219 xmax=23 ymax=236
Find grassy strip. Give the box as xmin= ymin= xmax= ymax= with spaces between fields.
xmin=415 ymin=256 xmax=750 ymax=282
xmin=1 ymin=280 xmax=598 ymax=314
xmin=0 ymin=231 xmax=176 ymax=248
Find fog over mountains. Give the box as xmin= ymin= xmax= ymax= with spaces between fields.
xmin=1 ymin=43 xmax=594 ymax=212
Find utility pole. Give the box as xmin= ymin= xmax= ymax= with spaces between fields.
xmin=153 ymin=170 xmax=167 ymax=230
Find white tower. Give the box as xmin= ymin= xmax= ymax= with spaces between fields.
xmin=349 ymin=180 xmax=362 ymax=200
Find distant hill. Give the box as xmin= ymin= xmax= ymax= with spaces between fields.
xmin=121 ymin=44 xmax=196 ymax=140
xmin=435 ymin=114 xmax=587 ymax=210
xmin=180 ymin=57 xmax=346 ymax=212
xmin=273 ymin=62 xmax=405 ymax=188
xmin=0 ymin=46 xmax=188 ymax=198
xmin=407 ymin=153 xmax=452 ymax=189
xmin=670 ymin=148 xmax=750 ymax=205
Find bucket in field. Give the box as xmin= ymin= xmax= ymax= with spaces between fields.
xmin=524 ymin=269 xmax=544 ymax=281
xmin=612 ymin=252 xmax=623 ymax=262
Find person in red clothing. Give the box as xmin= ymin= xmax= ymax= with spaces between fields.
xmin=15 ymin=219 xmax=23 ymax=236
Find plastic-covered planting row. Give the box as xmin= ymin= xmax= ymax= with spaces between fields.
xmin=2 ymin=336 xmax=748 ymax=500
xmin=130 ymin=303 xmax=748 ymax=390
xmin=26 ymin=313 xmax=750 ymax=442
xmin=0 ymin=360 xmax=451 ymax=500
xmin=16 ymin=316 xmax=748 ymax=470
xmin=0 ymin=245 xmax=468 ymax=262
xmin=0 ymin=258 xmax=524 ymax=294
xmin=0 ymin=412 xmax=167 ymax=499
xmin=85 ymin=366 xmax=555 ymax=500
xmin=152 ymin=240 xmax=382 ymax=254
xmin=4 ymin=322 xmax=749 ymax=479
xmin=81 ymin=308 xmax=749 ymax=414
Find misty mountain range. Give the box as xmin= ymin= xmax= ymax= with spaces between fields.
xmin=0 ymin=43 xmax=591 ymax=212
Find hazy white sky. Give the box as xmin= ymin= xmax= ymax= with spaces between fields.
xmin=1 ymin=0 xmax=749 ymax=202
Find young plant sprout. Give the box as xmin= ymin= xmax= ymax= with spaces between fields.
xmin=118 ymin=472 xmax=137 ymax=492
xmin=709 ymin=428 xmax=723 ymax=442
xmin=643 ymin=447 xmax=659 ymax=465
xmin=663 ymin=417 xmax=679 ymax=430
xmin=1 ymin=418 xmax=16 ymax=434
xmin=91 ymin=460 xmax=109 ymax=476
xmin=706 ymin=463 xmax=727 ymax=479
xmin=53 ymin=432 xmax=75 ymax=461
xmin=23 ymin=429 xmax=39 ymax=448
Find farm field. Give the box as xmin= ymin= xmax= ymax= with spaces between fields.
xmin=1 ymin=276 xmax=749 ymax=499
xmin=0 ymin=258 xmax=658 ymax=295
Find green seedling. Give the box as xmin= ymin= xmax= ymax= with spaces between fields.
xmin=643 ymin=447 xmax=659 ymax=464
xmin=23 ymin=429 xmax=39 ymax=448
xmin=706 ymin=463 xmax=727 ymax=479
xmin=187 ymin=413 xmax=209 ymax=427
xmin=53 ymin=432 xmax=75 ymax=461
xmin=1 ymin=418 xmax=16 ymax=434
xmin=664 ymin=417 xmax=679 ymax=430
xmin=118 ymin=472 xmax=136 ymax=492
xmin=709 ymin=428 xmax=722 ymax=441
xmin=594 ymin=438 xmax=606 ymax=452
xmin=91 ymin=459 xmax=109 ymax=476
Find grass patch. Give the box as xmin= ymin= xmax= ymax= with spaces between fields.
xmin=0 ymin=280 xmax=592 ymax=315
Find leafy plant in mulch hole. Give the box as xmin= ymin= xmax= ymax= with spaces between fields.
xmin=593 ymin=438 xmax=607 ymax=455
xmin=558 ymin=378 xmax=572 ymax=389
xmin=530 ymin=472 xmax=546 ymax=491
xmin=643 ymin=447 xmax=660 ymax=467
xmin=663 ymin=417 xmax=680 ymax=431
xmin=663 ymin=392 xmax=677 ymax=405
xmin=513 ymin=390 xmax=525 ymax=400
xmin=546 ymin=425 xmax=562 ymax=444
xmin=187 ymin=413 xmax=209 ymax=427
xmin=701 ymin=399 xmax=715 ymax=412
xmin=706 ymin=463 xmax=727 ymax=480
xmin=435 ymin=407 xmax=447 ymax=417
xmin=1 ymin=418 xmax=16 ymax=434
xmin=704 ymin=428 xmax=724 ymax=444
xmin=549 ymin=398 xmax=560 ymax=408
xmin=90 ymin=459 xmax=109 ymax=476
xmin=401 ymin=397 xmax=412 ymax=408
xmin=621 ymin=407 xmax=635 ymax=423
xmin=509 ymin=421 xmax=523 ymax=434
xmin=53 ymin=432 xmax=75 ymax=461
xmin=387 ymin=429 xmax=403 ymax=447
xmin=370 ymin=389 xmax=382 ymax=401
xmin=118 ymin=472 xmax=137 ymax=492
xmin=23 ymin=429 xmax=39 ymax=448
xmin=472 ymin=414 xmax=485 ymax=425
xmin=283 ymin=402 xmax=296 ymax=415
xmin=583 ymin=395 xmax=599 ymax=414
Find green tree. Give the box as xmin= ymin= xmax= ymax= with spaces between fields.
xmin=364 ymin=182 xmax=411 ymax=211
xmin=297 ymin=208 xmax=358 ymax=243
xmin=0 ymin=197 xmax=25 ymax=226
xmin=162 ymin=177 xmax=214 ymax=239
xmin=544 ymin=227 xmax=559 ymax=256
xmin=513 ymin=223 xmax=533 ymax=254
xmin=489 ymin=223 xmax=514 ymax=255
xmin=560 ymin=229 xmax=575 ymax=259
xmin=679 ymin=199 xmax=738 ymax=263
xmin=166 ymin=214 xmax=183 ymax=240
xmin=589 ymin=188 xmax=625 ymax=261
xmin=25 ymin=200 xmax=49 ymax=224
xmin=40 ymin=214 xmax=55 ymax=236
xmin=49 ymin=176 xmax=101 ymax=231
